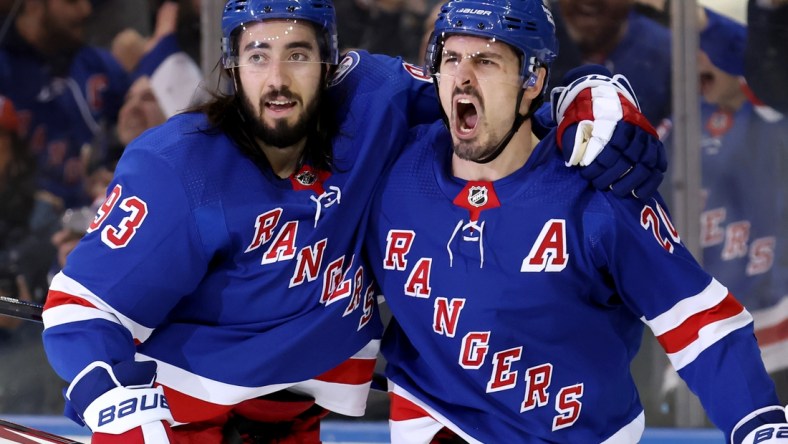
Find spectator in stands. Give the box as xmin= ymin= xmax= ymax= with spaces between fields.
xmin=549 ymin=0 xmax=672 ymax=128
xmin=662 ymin=6 xmax=788 ymax=403
xmin=0 ymin=0 xmax=126 ymax=208
xmin=116 ymin=76 xmax=168 ymax=147
xmin=0 ymin=0 xmax=194 ymax=209
xmin=85 ymin=0 xmax=152 ymax=50
xmin=0 ymin=97 xmax=65 ymax=414
xmin=0 ymin=95 xmax=57 ymax=307
xmin=335 ymin=0 xmax=431 ymax=63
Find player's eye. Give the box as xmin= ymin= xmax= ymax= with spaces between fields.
xmin=289 ymin=52 xmax=311 ymax=62
xmin=247 ymin=53 xmax=269 ymax=65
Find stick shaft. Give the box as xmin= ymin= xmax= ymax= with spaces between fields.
xmin=0 ymin=296 xmax=43 ymax=323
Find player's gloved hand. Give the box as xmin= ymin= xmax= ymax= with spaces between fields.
xmin=551 ymin=65 xmax=668 ymax=200
xmin=65 ymin=360 xmax=175 ymax=443
xmin=732 ymin=405 xmax=788 ymax=444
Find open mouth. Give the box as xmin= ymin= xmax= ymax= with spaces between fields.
xmin=699 ymin=72 xmax=714 ymax=95
xmin=265 ymin=99 xmax=297 ymax=115
xmin=454 ymin=98 xmax=479 ymax=138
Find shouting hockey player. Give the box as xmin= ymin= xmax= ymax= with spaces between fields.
xmin=40 ymin=0 xmax=667 ymax=442
xmin=366 ymin=0 xmax=788 ymax=443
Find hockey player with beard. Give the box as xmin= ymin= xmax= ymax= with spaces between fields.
xmin=365 ymin=0 xmax=788 ymax=442
xmin=40 ymin=0 xmax=668 ymax=442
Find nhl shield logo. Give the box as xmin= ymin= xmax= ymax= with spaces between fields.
xmin=295 ymin=170 xmax=318 ymax=186
xmin=467 ymin=186 xmax=488 ymax=208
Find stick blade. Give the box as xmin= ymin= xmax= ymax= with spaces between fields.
xmin=0 ymin=419 xmax=83 ymax=443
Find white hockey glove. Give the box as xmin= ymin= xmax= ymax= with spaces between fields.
xmin=551 ymin=65 xmax=667 ymax=200
xmin=732 ymin=405 xmax=788 ymax=444
xmin=66 ymin=361 xmax=175 ymax=443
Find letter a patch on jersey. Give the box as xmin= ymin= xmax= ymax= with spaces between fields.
xmin=521 ymin=219 xmax=568 ymax=272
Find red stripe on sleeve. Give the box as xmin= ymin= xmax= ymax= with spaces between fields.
xmin=656 ymin=294 xmax=745 ymax=354
xmin=43 ymin=289 xmax=97 ymax=311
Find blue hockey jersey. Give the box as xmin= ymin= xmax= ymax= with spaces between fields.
xmin=698 ymin=101 xmax=788 ymax=376
xmin=366 ymin=122 xmax=780 ymax=443
xmin=41 ymin=51 xmax=436 ymax=424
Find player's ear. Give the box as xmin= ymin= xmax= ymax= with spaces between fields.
xmin=523 ymin=67 xmax=546 ymax=99
xmin=520 ymin=67 xmax=546 ymax=114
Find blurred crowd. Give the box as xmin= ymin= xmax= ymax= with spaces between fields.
xmin=0 ymin=0 xmax=785 ymax=428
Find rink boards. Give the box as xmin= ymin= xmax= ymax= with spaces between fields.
xmin=0 ymin=415 xmax=726 ymax=443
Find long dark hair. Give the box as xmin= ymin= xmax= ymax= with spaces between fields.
xmin=189 ymin=63 xmax=337 ymax=174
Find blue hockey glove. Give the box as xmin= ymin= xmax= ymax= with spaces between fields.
xmin=551 ymin=65 xmax=668 ymax=200
xmin=732 ymin=406 xmax=788 ymax=444
xmin=66 ymin=360 xmax=175 ymax=443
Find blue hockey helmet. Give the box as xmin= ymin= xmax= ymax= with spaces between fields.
xmin=425 ymin=0 xmax=558 ymax=92
xmin=221 ymin=0 xmax=339 ymax=68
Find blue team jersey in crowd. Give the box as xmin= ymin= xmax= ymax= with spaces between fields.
xmin=41 ymin=51 xmax=436 ymax=424
xmin=699 ymin=101 xmax=788 ymax=375
xmin=0 ymin=31 xmax=185 ymax=208
xmin=366 ymin=122 xmax=779 ymax=443
xmin=551 ymin=10 xmax=672 ymax=128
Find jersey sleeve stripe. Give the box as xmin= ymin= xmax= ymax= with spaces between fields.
xmin=663 ymin=312 xmax=754 ymax=370
xmin=43 ymin=289 xmax=97 ymax=310
xmin=640 ymin=278 xmax=755 ymax=370
xmin=44 ymin=272 xmax=154 ymax=343
xmin=655 ymin=293 xmax=746 ymax=354
xmin=641 ymin=278 xmax=729 ymax=335
xmin=42 ymin=302 xmax=123 ymax=330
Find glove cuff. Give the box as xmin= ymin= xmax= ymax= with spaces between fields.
xmin=65 ymin=361 xmax=173 ymax=434
xmin=551 ymin=73 xmax=640 ymax=126
xmin=83 ymin=385 xmax=174 ymax=434
xmin=731 ymin=405 xmax=788 ymax=444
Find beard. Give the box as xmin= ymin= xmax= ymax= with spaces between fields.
xmin=41 ymin=14 xmax=85 ymax=55
xmin=452 ymin=138 xmax=500 ymax=162
xmin=240 ymin=86 xmax=320 ymax=149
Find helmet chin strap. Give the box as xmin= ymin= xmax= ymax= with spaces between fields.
xmin=474 ymin=87 xmax=530 ymax=164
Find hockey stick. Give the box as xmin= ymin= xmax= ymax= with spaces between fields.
xmin=0 ymin=296 xmax=43 ymax=323
xmin=0 ymin=418 xmax=83 ymax=444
